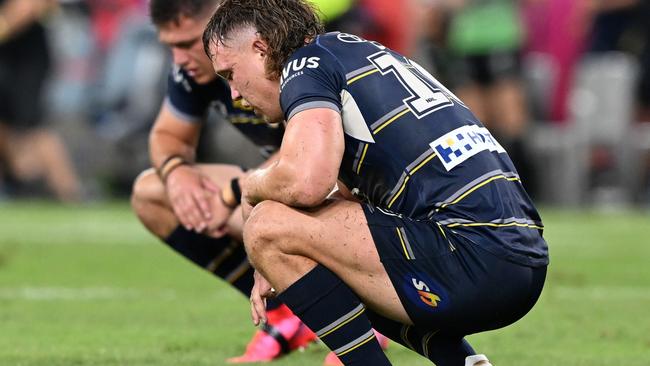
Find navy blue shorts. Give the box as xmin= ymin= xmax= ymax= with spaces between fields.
xmin=362 ymin=204 xmax=546 ymax=335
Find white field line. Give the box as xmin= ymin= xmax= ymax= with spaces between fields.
xmin=0 ymin=286 xmax=177 ymax=301
xmin=550 ymin=285 xmax=650 ymax=301
xmin=3 ymin=285 xmax=648 ymax=302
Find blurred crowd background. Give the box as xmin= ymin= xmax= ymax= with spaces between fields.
xmin=1 ymin=0 xmax=649 ymax=208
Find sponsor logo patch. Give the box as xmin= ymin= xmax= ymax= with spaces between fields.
xmin=402 ymin=273 xmax=447 ymax=311
xmin=280 ymin=57 xmax=320 ymax=89
xmin=430 ymin=125 xmax=505 ymax=171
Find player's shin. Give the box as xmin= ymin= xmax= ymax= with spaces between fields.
xmin=277 ymin=264 xmax=392 ymax=366
xmin=164 ymin=225 xmax=253 ymax=295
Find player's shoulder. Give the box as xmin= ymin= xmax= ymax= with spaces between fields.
xmin=282 ymin=32 xmax=366 ymax=69
xmin=169 ymin=65 xmax=228 ymax=94
xmin=280 ymin=34 xmax=342 ymax=91
xmin=309 ymin=32 xmax=392 ymax=72
xmin=315 ymin=32 xmax=368 ymax=51
xmin=288 ymin=32 xmax=371 ymax=61
xmin=169 ymin=65 xmax=195 ymax=93
xmin=280 ymin=32 xmax=378 ymax=87
xmin=166 ymin=65 xmax=233 ymax=120
xmin=282 ymin=34 xmax=336 ymax=69
xmin=170 ymin=65 xmax=230 ymax=102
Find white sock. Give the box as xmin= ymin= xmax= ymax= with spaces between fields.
xmin=465 ymin=354 xmax=492 ymax=366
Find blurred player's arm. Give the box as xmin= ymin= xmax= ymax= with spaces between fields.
xmin=0 ymin=0 xmax=57 ymax=42
xmin=149 ymin=103 xmax=228 ymax=233
xmin=243 ymin=108 xmax=343 ymax=210
xmin=149 ymin=103 xmax=200 ymax=171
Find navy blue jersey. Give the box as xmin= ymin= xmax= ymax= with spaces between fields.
xmin=279 ymin=32 xmax=547 ymax=267
xmin=166 ymin=66 xmax=284 ymax=154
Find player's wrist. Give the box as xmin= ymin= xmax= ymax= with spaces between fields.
xmin=220 ymin=178 xmax=241 ymax=209
xmin=230 ymin=177 xmax=242 ymax=205
xmin=157 ymin=155 xmax=189 ymax=183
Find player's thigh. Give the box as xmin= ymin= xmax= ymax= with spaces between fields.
xmin=195 ymin=163 xmax=245 ymax=188
xmin=357 ymin=204 xmax=459 ymax=329
xmin=247 ymin=199 xmax=412 ymax=323
xmin=255 ymin=200 xmax=385 ymax=268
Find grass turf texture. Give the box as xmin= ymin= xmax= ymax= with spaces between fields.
xmin=0 ymin=202 xmax=649 ymax=365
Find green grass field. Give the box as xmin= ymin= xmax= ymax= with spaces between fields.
xmin=1 ymin=201 xmax=649 ymax=365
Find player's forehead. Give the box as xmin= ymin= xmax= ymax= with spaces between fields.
xmin=209 ymin=26 xmax=258 ymax=69
xmin=210 ymin=40 xmax=237 ymax=66
xmin=217 ymin=24 xmax=257 ymax=50
xmin=157 ymin=15 xmax=205 ymax=44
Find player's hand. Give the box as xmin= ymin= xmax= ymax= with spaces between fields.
xmin=204 ymin=192 xmax=235 ymax=239
xmin=250 ymin=270 xmax=275 ymax=326
xmin=165 ymin=165 xmax=219 ymax=232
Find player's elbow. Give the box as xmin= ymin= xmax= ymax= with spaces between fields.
xmin=285 ymin=174 xmax=335 ymax=207
xmin=288 ymin=189 xmax=327 ymax=207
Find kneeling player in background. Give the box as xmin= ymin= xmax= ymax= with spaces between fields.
xmin=130 ymin=0 xmax=315 ymax=362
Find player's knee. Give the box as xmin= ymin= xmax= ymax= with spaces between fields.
xmin=243 ymin=200 xmax=290 ymax=260
xmin=130 ymin=168 xmax=160 ymax=216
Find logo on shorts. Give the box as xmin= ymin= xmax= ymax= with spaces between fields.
xmin=412 ymin=278 xmax=441 ymax=308
xmin=403 ymin=274 xmax=447 ymax=311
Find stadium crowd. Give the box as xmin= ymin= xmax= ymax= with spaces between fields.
xmin=1 ymin=0 xmax=649 ymax=206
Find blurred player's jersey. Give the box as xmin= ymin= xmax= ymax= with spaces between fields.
xmin=279 ymin=32 xmax=547 ymax=267
xmin=166 ymin=66 xmax=284 ymax=155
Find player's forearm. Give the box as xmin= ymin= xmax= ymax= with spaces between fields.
xmin=149 ymin=130 xmax=196 ymax=173
xmin=245 ymin=160 xmax=333 ymax=208
xmin=149 ymin=105 xmax=204 ymax=175
xmin=245 ymin=109 xmax=342 ymax=207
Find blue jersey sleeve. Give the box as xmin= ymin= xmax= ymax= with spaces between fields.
xmin=279 ymin=41 xmax=346 ymax=121
xmin=166 ymin=66 xmax=230 ymax=122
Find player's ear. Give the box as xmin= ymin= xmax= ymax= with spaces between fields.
xmin=252 ymin=37 xmax=268 ymax=57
